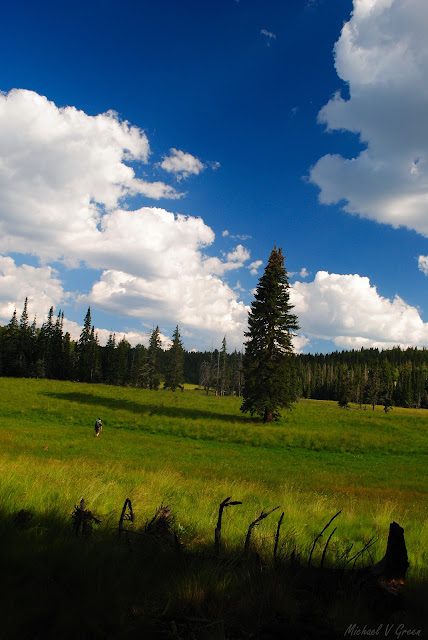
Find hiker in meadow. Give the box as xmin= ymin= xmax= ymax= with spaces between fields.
xmin=94 ymin=418 xmax=102 ymax=437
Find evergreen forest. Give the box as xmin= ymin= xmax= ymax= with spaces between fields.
xmin=1 ymin=300 xmax=427 ymax=409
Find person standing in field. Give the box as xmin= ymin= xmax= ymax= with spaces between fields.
xmin=94 ymin=418 xmax=102 ymax=437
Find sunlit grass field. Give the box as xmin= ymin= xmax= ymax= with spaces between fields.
xmin=0 ymin=376 xmax=426 ymax=574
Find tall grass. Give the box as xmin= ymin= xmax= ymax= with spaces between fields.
xmin=0 ymin=377 xmax=426 ymax=568
xmin=0 ymin=377 xmax=427 ymax=637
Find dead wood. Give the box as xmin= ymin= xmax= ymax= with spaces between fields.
xmin=308 ymin=509 xmax=342 ymax=567
xmin=71 ymin=498 xmax=101 ymax=537
xmin=118 ymin=498 xmax=134 ymax=534
xmin=273 ymin=511 xmax=284 ymax=561
xmin=244 ymin=505 xmax=280 ymax=557
xmin=214 ymin=496 xmax=242 ymax=556
xmin=370 ymin=521 xmax=409 ymax=581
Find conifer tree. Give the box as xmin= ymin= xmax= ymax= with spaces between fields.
xmin=77 ymin=307 xmax=99 ymax=382
xmin=5 ymin=309 xmax=19 ymax=376
xmin=103 ymin=333 xmax=117 ymax=384
xmin=147 ymin=326 xmax=162 ymax=390
xmin=365 ymin=366 xmax=381 ymax=411
xmin=164 ymin=325 xmax=184 ymax=391
xmin=130 ymin=343 xmax=148 ymax=387
xmin=230 ymin=349 xmax=243 ymax=396
xmin=117 ymin=337 xmax=131 ymax=385
xmin=38 ymin=306 xmax=55 ymax=378
xmin=241 ymin=247 xmax=299 ymax=422
xmin=219 ymin=336 xmax=230 ymax=396
xmin=18 ymin=298 xmax=33 ymax=376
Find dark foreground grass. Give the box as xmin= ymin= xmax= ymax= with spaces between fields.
xmin=0 ymin=377 xmax=426 ymax=638
xmin=1 ymin=506 xmax=426 ymax=640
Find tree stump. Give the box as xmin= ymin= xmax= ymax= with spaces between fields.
xmin=372 ymin=521 xmax=409 ymax=581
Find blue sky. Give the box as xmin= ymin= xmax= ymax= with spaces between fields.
xmin=0 ymin=0 xmax=427 ymax=353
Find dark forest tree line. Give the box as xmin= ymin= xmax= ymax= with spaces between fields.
xmin=0 ymin=301 xmax=244 ymax=395
xmin=294 ymin=347 xmax=428 ymax=409
xmin=0 ymin=299 xmax=427 ymax=408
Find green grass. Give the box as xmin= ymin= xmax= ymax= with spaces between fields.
xmin=0 ymin=377 xmax=426 ymax=638
xmin=0 ymin=377 xmax=426 ymax=564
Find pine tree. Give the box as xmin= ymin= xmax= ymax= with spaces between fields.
xmin=18 ymin=298 xmax=33 ymax=376
xmin=117 ymin=337 xmax=131 ymax=385
xmin=77 ymin=308 xmax=99 ymax=382
xmin=219 ymin=336 xmax=230 ymax=396
xmin=338 ymin=369 xmax=352 ymax=408
xmin=103 ymin=333 xmax=118 ymax=384
xmin=230 ymin=349 xmax=243 ymax=396
xmin=241 ymin=247 xmax=299 ymax=422
xmin=130 ymin=343 xmax=148 ymax=387
xmin=38 ymin=306 xmax=55 ymax=378
xmin=5 ymin=309 xmax=19 ymax=376
xmin=90 ymin=327 xmax=101 ymax=382
xmin=147 ymin=326 xmax=162 ymax=390
xmin=365 ymin=365 xmax=381 ymax=411
xmin=164 ymin=325 xmax=184 ymax=391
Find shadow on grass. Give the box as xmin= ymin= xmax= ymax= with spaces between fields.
xmin=1 ymin=500 xmax=427 ymax=640
xmin=43 ymin=390 xmax=254 ymax=424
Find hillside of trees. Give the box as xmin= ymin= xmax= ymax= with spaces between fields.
xmin=0 ymin=300 xmax=427 ymax=409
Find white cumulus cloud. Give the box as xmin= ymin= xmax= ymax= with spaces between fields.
xmin=80 ymin=268 xmax=249 ymax=350
xmin=226 ymin=244 xmax=251 ymax=263
xmin=290 ymin=271 xmax=428 ymax=349
xmin=418 ymin=255 xmax=428 ymax=276
xmin=248 ymin=260 xmax=263 ymax=275
xmin=0 ymin=256 xmax=67 ymax=325
xmin=0 ymin=89 xmax=182 ymax=265
xmin=310 ymin=0 xmax=428 ymax=237
xmin=160 ymin=148 xmax=205 ymax=180
xmin=0 ymin=89 xmax=251 ymax=350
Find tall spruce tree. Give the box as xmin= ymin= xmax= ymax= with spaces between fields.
xmin=219 ymin=336 xmax=230 ymax=396
xmin=241 ymin=247 xmax=299 ymax=422
xmin=77 ymin=307 xmax=99 ymax=382
xmin=147 ymin=325 xmax=162 ymax=390
xmin=5 ymin=309 xmax=19 ymax=376
xmin=164 ymin=325 xmax=185 ymax=391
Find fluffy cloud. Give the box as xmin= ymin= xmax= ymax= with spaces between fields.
xmin=0 ymin=256 xmax=67 ymax=324
xmin=226 ymin=244 xmax=251 ymax=263
xmin=0 ymin=89 xmax=252 ymax=349
xmin=291 ymin=271 xmax=428 ymax=349
xmin=0 ymin=89 xmax=182 ymax=264
xmin=160 ymin=148 xmax=205 ymax=180
xmin=418 ymin=255 xmax=428 ymax=276
xmin=80 ymin=268 xmax=249 ymax=349
xmin=289 ymin=267 xmax=310 ymax=279
xmin=310 ymin=0 xmax=428 ymax=237
xmin=248 ymin=260 xmax=263 ymax=275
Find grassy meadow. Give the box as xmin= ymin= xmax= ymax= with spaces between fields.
xmin=0 ymin=376 xmax=426 ymax=638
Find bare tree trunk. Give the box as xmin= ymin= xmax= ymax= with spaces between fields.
xmin=264 ymin=408 xmax=273 ymax=423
